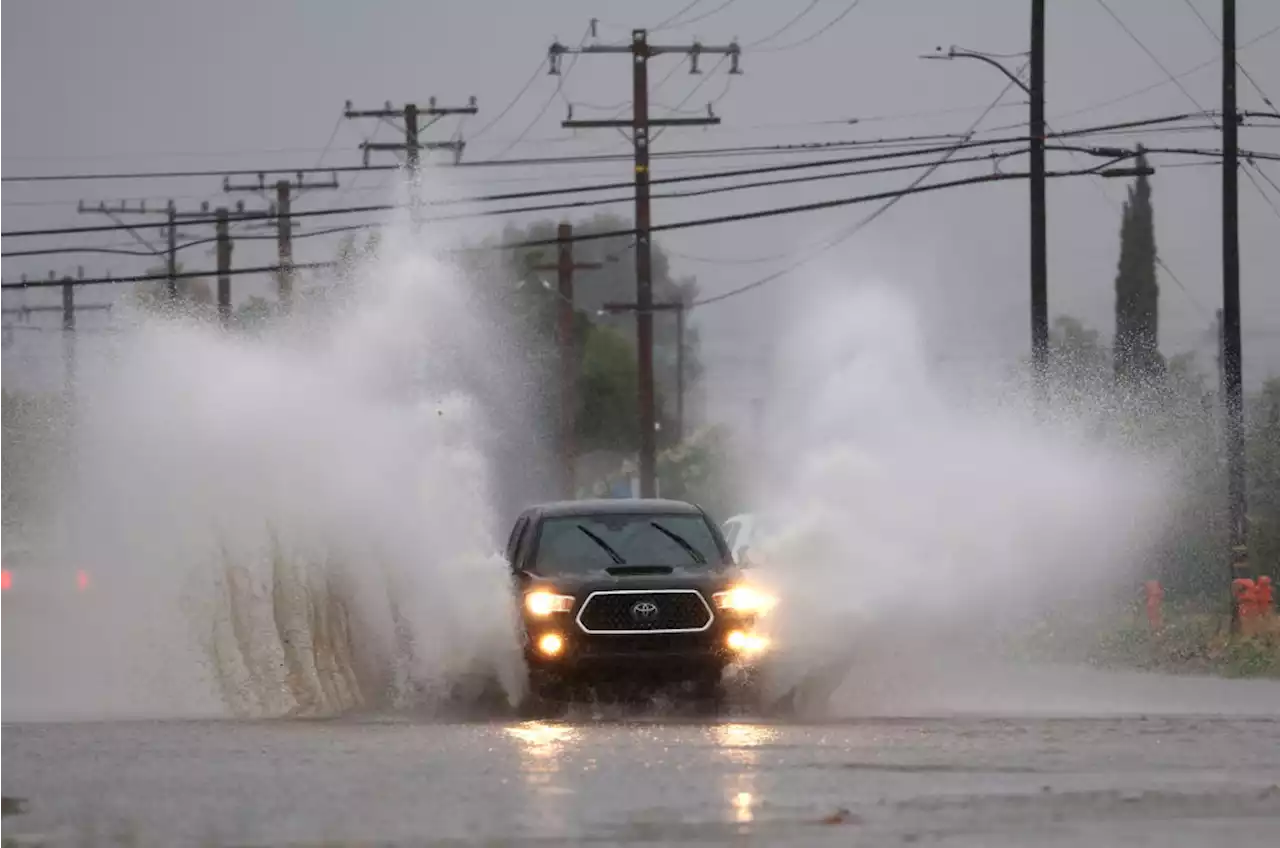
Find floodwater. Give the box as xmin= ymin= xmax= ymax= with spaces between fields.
xmin=6 ymin=671 xmax=1280 ymax=846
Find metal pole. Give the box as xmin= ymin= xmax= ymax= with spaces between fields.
xmin=556 ymin=222 xmax=577 ymax=498
xmin=632 ymin=28 xmax=657 ymax=498
xmin=216 ymin=207 xmax=232 ymax=327
xmin=61 ymin=271 xmax=76 ymax=402
xmin=276 ymin=179 xmax=294 ymax=311
xmin=405 ymin=103 xmax=421 ymax=172
xmin=1221 ymin=0 xmax=1248 ymax=627
xmin=166 ymin=202 xmax=178 ymax=301
xmin=675 ymin=305 xmax=685 ymax=445
xmin=1029 ymin=0 xmax=1049 ymax=396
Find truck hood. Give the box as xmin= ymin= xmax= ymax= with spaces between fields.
xmin=524 ymin=564 xmax=745 ymax=596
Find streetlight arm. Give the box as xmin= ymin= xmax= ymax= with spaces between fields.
xmin=922 ymin=47 xmax=1032 ymax=96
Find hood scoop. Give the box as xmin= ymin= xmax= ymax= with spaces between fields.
xmin=605 ymin=565 xmax=674 ymax=577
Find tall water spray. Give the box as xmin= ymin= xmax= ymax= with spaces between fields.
xmin=744 ymin=281 xmax=1178 ymax=714
xmin=3 ymin=188 xmax=541 ymax=721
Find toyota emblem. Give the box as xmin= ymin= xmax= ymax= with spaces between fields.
xmin=630 ymin=600 xmax=660 ymax=622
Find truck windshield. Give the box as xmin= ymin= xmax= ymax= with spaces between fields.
xmin=533 ymin=513 xmax=723 ymax=573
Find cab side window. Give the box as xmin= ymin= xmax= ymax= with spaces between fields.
xmin=511 ymin=518 xmax=537 ymax=570
xmin=505 ymin=515 xmax=529 ymax=564
xmin=722 ymin=519 xmax=740 ymax=551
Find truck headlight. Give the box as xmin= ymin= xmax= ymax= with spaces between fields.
xmin=712 ymin=584 xmax=777 ymax=614
xmin=525 ymin=591 xmax=575 ymax=617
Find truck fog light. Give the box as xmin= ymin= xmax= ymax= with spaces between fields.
xmin=727 ymin=630 xmax=769 ymax=655
xmin=537 ymin=632 xmax=565 ymax=657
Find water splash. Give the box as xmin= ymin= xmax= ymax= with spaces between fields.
xmin=743 ymin=281 xmax=1178 ymax=714
xmin=3 ymin=190 xmax=535 ymax=721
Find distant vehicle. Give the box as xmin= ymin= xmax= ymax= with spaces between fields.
xmin=0 ymin=544 xmax=92 ymax=602
xmin=722 ymin=512 xmax=778 ymax=566
xmin=504 ymin=498 xmax=776 ymax=715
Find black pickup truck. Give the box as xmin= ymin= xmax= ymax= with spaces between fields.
xmin=504 ymin=498 xmax=775 ymax=713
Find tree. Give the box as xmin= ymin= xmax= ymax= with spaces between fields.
xmin=130 ymin=261 xmax=215 ymax=318
xmin=232 ymin=295 xmax=278 ymax=333
xmin=471 ymin=215 xmax=702 ymax=458
xmin=494 ymin=214 xmax=703 ymax=434
xmin=334 ymin=232 xmax=382 ymax=279
xmin=576 ymin=323 xmax=639 ymax=453
xmin=2 ymin=388 xmax=68 ymax=535
xmin=1048 ymin=314 xmax=1110 ymax=392
xmin=1113 ymin=148 xmax=1164 ymax=388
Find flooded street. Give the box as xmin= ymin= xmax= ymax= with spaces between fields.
xmin=7 ymin=679 xmax=1280 ymax=847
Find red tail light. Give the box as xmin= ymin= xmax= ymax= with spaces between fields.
xmin=1 ymin=569 xmax=11 ymax=591
xmin=76 ymin=570 xmax=90 ymax=591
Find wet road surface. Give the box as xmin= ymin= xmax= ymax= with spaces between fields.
xmin=6 ymin=709 xmax=1280 ymax=846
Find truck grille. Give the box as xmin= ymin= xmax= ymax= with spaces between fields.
xmin=576 ymin=590 xmax=714 ymax=634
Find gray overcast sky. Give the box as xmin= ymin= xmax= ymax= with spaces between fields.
xmin=4 ymin=0 xmax=1280 ymax=406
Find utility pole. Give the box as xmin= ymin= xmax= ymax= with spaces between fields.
xmin=344 ymin=97 xmax=478 ymax=172
xmin=169 ymin=200 xmax=259 ymax=326
xmin=3 ymin=269 xmax=111 ymax=397
xmin=215 ymin=208 xmax=232 ymax=326
xmin=77 ymin=200 xmax=177 ymax=297
xmin=224 ymin=171 xmax=340 ymax=312
xmin=601 ymin=299 xmax=688 ymax=448
xmin=345 ymin=98 xmax=477 ymax=227
xmin=552 ymin=28 xmax=740 ymax=497
xmin=528 ymin=222 xmax=603 ymax=499
xmin=925 ymin=4 xmax=1048 ymax=398
xmin=77 ymin=200 xmax=212 ymax=301
xmin=62 ymin=270 xmax=77 ymax=399
xmin=1029 ymin=0 xmax=1048 ymax=396
xmin=1221 ymin=0 xmax=1249 ymax=626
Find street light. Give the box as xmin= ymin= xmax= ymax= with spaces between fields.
xmin=923 ymin=20 xmax=1047 ymax=398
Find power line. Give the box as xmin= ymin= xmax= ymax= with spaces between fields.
xmin=312 ymin=115 xmax=345 ymax=168
xmin=1092 ymin=0 xmax=1280 ymax=222
xmin=746 ymin=1 xmax=820 ymax=48
xmin=1178 ymin=0 xmax=1279 ymax=114
xmin=467 ymin=57 xmax=547 ymax=142
xmin=1093 ymin=0 xmax=1211 ymax=112
xmin=1 ymin=163 xmax=1138 ymax=291
xmin=1172 ymin=1 xmax=1280 ymax=223
xmin=753 ymin=0 xmax=863 ymax=53
xmin=0 ymin=112 xmax=1235 ymax=184
xmin=0 ymin=137 xmax=1039 ymax=241
xmin=5 ymin=139 xmax=1275 ymax=249
xmin=489 ymin=23 xmax=593 ymax=160
xmin=1050 ymin=21 xmax=1280 ymax=121
xmin=688 ymin=67 xmax=1028 ymax=306
xmin=5 ymin=147 xmax=1052 ymax=258
xmin=656 ymin=0 xmax=738 ymax=30
xmin=1 ymin=163 xmax=402 ymax=184
xmin=650 ymin=0 xmax=706 ymax=30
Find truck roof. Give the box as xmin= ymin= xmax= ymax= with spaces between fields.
xmin=528 ymin=498 xmax=704 ymax=519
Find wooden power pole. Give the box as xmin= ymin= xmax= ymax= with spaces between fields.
xmin=1030 ymin=0 xmax=1048 ymax=396
xmin=223 ymin=171 xmax=340 ymax=312
xmin=528 ymin=222 xmax=602 ymax=499
xmin=550 ymin=28 xmax=740 ymax=497
xmin=344 ymin=97 xmax=478 ymax=171
xmin=345 ymin=98 xmax=477 ymax=226
xmin=2 ymin=269 xmax=111 ymax=401
xmin=1221 ymin=0 xmax=1249 ymax=625
xmin=77 ymin=200 xmax=186 ymax=299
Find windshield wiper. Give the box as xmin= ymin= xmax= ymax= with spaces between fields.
xmin=577 ymin=525 xmax=625 ymax=564
xmin=649 ymin=522 xmax=707 ymax=564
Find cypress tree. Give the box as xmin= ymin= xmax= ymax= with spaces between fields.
xmin=1113 ymin=147 xmax=1163 ymax=387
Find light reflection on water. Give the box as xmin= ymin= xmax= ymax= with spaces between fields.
xmin=711 ymin=723 xmax=776 ymax=825
xmin=504 ymin=721 xmax=579 ymax=834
